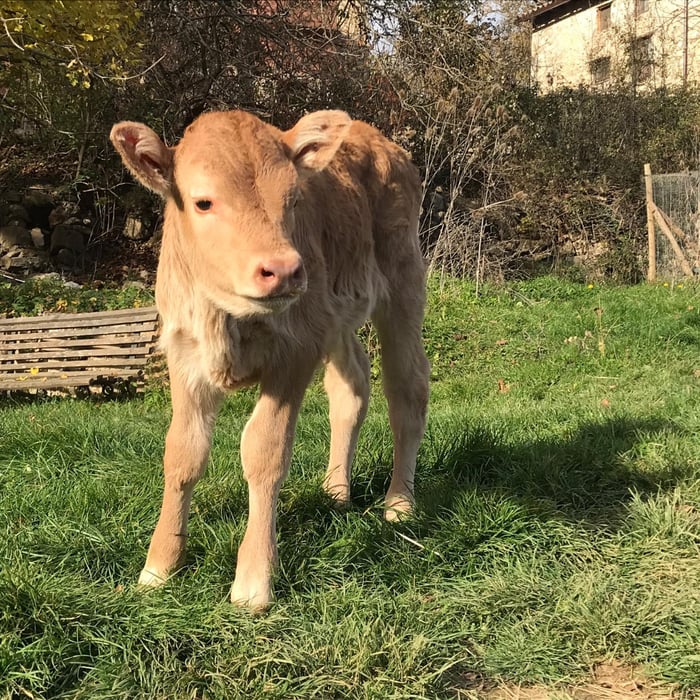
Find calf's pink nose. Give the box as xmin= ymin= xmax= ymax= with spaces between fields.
xmin=254 ymin=255 xmax=307 ymax=296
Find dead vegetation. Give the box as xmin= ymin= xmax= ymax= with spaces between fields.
xmin=454 ymin=661 xmax=679 ymax=699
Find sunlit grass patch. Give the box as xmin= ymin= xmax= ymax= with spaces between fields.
xmin=2 ymin=276 xmax=699 ymax=698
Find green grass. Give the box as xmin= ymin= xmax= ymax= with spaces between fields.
xmin=2 ymin=276 xmax=700 ymax=699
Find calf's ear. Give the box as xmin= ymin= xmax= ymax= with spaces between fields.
xmin=283 ymin=110 xmax=352 ymax=173
xmin=110 ymin=121 xmax=174 ymax=197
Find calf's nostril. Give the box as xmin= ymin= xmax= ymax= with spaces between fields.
xmin=254 ymin=255 xmax=305 ymax=296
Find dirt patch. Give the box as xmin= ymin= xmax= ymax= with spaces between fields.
xmin=454 ymin=661 xmax=678 ymax=699
xmin=571 ymin=662 xmax=678 ymax=700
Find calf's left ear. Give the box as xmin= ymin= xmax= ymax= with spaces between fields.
xmin=283 ymin=110 xmax=352 ymax=173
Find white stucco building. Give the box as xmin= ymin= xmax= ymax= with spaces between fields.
xmin=529 ymin=0 xmax=700 ymax=91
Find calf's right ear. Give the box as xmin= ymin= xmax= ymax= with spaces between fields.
xmin=110 ymin=122 xmax=174 ymax=198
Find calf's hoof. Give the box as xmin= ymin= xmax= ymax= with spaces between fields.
xmin=137 ymin=567 xmax=170 ymax=588
xmin=384 ymin=492 xmax=414 ymax=522
xmin=230 ymin=576 xmax=273 ymax=611
xmin=323 ymin=484 xmax=352 ymax=511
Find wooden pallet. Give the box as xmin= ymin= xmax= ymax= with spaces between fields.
xmin=0 ymin=306 xmax=159 ymax=394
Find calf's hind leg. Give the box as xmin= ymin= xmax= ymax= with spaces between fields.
xmin=139 ymin=372 xmax=221 ymax=586
xmin=322 ymin=334 xmax=371 ymax=506
xmin=372 ymin=295 xmax=430 ymax=521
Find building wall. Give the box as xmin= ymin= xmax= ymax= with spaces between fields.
xmin=531 ymin=0 xmax=700 ymax=92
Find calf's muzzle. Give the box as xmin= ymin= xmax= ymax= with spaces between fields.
xmin=253 ymin=253 xmax=307 ymax=298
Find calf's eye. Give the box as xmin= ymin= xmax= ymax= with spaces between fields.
xmin=195 ymin=199 xmax=212 ymax=212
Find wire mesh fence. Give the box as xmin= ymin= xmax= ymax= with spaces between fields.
xmin=650 ymin=170 xmax=700 ymax=280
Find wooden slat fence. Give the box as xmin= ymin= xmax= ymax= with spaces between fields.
xmin=0 ymin=306 xmax=159 ymax=393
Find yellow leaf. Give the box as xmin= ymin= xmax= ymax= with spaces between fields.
xmin=81 ymin=32 xmax=94 ymax=41
xmin=29 ymin=367 xmax=39 ymax=375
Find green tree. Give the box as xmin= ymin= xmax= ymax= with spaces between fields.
xmin=0 ymin=0 xmax=144 ymax=181
xmin=1 ymin=0 xmax=142 ymax=87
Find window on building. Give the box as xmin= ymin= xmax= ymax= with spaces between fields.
xmin=597 ymin=3 xmax=612 ymax=31
xmin=591 ymin=56 xmax=611 ymax=84
xmin=632 ymin=35 xmax=653 ymax=82
xmin=635 ymin=0 xmax=649 ymax=16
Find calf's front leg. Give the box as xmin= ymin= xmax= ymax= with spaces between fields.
xmin=231 ymin=364 xmax=313 ymax=609
xmin=139 ymin=371 xmax=222 ymax=586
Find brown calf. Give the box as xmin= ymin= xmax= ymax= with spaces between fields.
xmin=110 ymin=109 xmax=430 ymax=609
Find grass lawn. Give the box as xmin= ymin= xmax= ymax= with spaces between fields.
xmin=1 ymin=275 xmax=700 ymax=699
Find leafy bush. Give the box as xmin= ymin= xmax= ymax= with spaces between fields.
xmin=0 ymin=280 xmax=154 ymax=318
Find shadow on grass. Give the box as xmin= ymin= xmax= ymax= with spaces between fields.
xmin=107 ymin=412 xmax=687 ymax=599
xmin=271 ymin=415 xmax=687 ymax=594
xmin=411 ymin=415 xmax=686 ymax=524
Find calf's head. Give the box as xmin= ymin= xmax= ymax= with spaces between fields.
xmin=110 ymin=110 xmax=351 ymax=315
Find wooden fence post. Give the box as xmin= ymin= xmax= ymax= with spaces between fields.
xmin=652 ymin=206 xmax=694 ymax=278
xmin=644 ymin=163 xmax=656 ymax=282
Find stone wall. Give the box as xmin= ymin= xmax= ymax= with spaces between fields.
xmin=0 ymin=184 xmax=156 ymax=280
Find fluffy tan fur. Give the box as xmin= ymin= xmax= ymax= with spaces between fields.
xmin=111 ymin=109 xmax=430 ymax=609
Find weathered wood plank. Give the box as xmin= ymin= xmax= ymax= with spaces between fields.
xmin=0 ymin=306 xmax=158 ymax=330
xmin=0 ymin=368 xmax=145 ymax=390
xmin=1 ymin=356 xmax=151 ymax=372
xmin=0 ymin=345 xmax=154 ymax=362
xmin=0 ymin=335 xmax=157 ymax=353
xmin=0 ymin=322 xmax=158 ymax=344
xmin=0 ymin=329 xmax=157 ymax=351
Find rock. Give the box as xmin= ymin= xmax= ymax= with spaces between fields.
xmin=50 ymin=223 xmax=89 ymax=272
xmin=30 ymin=228 xmax=46 ymax=249
xmin=7 ymin=204 xmax=30 ymax=224
xmin=54 ymin=247 xmax=80 ymax=270
xmin=6 ymin=220 xmax=30 ymax=229
xmin=48 ymin=203 xmax=78 ymax=229
xmin=22 ymin=189 xmax=54 ymax=229
xmin=123 ymin=213 xmax=151 ymax=241
xmin=0 ymin=224 xmax=32 ymax=252
xmin=30 ymin=272 xmax=62 ymax=282
xmin=1 ymin=247 xmax=44 ymax=273
xmin=28 ymin=273 xmax=81 ymax=287
xmin=3 ymin=190 xmax=22 ymax=204
xmin=50 ymin=223 xmax=88 ymax=255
